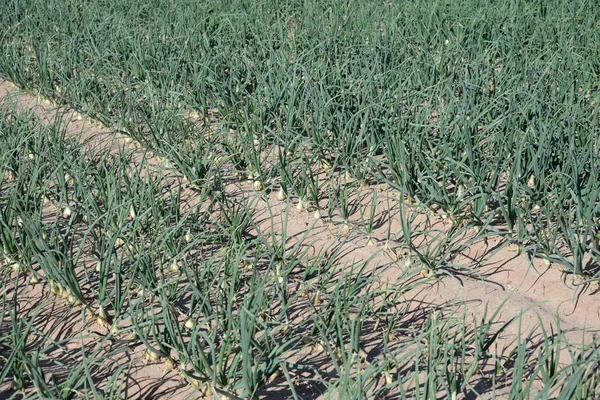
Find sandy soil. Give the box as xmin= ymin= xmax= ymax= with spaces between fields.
xmin=0 ymin=78 xmax=598 ymax=399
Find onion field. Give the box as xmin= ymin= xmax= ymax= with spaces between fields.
xmin=1 ymin=0 xmax=600 ymax=398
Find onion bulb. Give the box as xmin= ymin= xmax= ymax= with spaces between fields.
xmin=268 ymin=370 xmax=281 ymax=383
xmin=109 ymin=324 xmax=119 ymax=335
xmin=312 ymin=290 xmax=321 ymax=305
xmin=145 ymin=349 xmax=160 ymax=362
xmin=96 ymin=315 xmax=108 ymax=327
xmin=315 ymin=341 xmax=325 ymax=352
xmin=241 ymin=260 xmax=253 ymax=271
xmin=373 ymin=318 xmax=380 ymax=331
xmin=62 ymin=206 xmax=72 ymax=219
xmin=341 ymin=223 xmax=351 ymax=236
xmin=333 ymin=347 xmax=342 ymax=361
xmin=129 ymin=205 xmax=136 ymax=219
xmin=169 ymin=260 xmax=179 ymax=273
xmin=50 ymin=281 xmax=59 ymax=295
xmin=541 ymin=258 xmax=551 ymax=267
xmin=64 ymin=173 xmax=74 ymax=186
xmin=275 ymin=263 xmax=283 ymax=284
xmin=276 ymin=188 xmax=286 ymax=201
xmin=384 ymin=371 xmax=394 ymax=385
xmin=189 ymin=378 xmax=202 ymax=388
xmin=10 ymin=262 xmax=21 ymax=273
xmin=185 ymin=318 xmax=195 ymax=330
xmin=164 ymin=358 xmax=176 ymax=370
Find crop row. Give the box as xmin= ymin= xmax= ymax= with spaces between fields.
xmin=2 ymin=0 xmax=600 ymax=275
